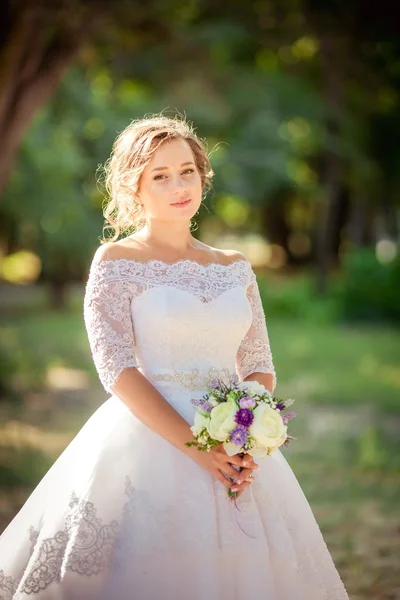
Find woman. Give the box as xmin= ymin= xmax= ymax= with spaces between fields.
xmin=0 ymin=114 xmax=349 ymax=599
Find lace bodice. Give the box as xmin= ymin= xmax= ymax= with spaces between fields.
xmin=83 ymin=257 xmax=276 ymax=393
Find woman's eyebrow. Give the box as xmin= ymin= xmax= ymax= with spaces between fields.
xmin=151 ymin=161 xmax=195 ymax=173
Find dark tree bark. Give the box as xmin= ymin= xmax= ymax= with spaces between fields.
xmin=314 ymin=34 xmax=346 ymax=295
xmin=260 ymin=192 xmax=293 ymax=263
xmin=0 ymin=2 xmax=104 ymax=196
xmin=348 ymin=192 xmax=371 ymax=247
xmin=47 ymin=280 xmax=68 ymax=310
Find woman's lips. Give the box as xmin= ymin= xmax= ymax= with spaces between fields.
xmin=170 ymin=199 xmax=192 ymax=207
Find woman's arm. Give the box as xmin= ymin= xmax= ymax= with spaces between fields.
xmin=111 ymin=366 xmax=198 ymax=459
xmin=236 ymin=261 xmax=277 ymax=394
xmin=243 ymin=372 xmax=275 ymax=395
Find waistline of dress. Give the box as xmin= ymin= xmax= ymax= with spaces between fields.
xmin=138 ymin=366 xmax=238 ymax=392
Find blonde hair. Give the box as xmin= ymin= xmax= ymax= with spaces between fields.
xmin=100 ymin=113 xmax=214 ymax=242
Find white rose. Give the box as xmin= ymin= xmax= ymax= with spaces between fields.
xmin=207 ymin=402 xmax=237 ymax=442
xmin=247 ymin=443 xmax=268 ymax=458
xmin=248 ymin=431 xmax=287 ymax=458
xmin=239 ymin=381 xmax=271 ymax=397
xmin=249 ymin=405 xmax=287 ymax=448
xmin=191 ymin=412 xmax=210 ymax=436
xmin=267 ymin=432 xmax=287 ymax=454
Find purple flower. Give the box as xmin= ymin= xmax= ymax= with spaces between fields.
xmin=234 ymin=408 xmax=254 ymax=427
xmin=191 ymin=398 xmax=204 ymax=407
xmin=209 ymin=378 xmax=222 ymax=389
xmin=230 ymin=425 xmax=248 ymax=446
xmin=276 ymin=402 xmax=286 ymax=411
xmin=201 ymin=401 xmax=213 ymax=413
xmin=239 ymin=396 xmax=256 ymax=409
xmin=230 ymin=374 xmax=239 ymax=386
xmin=282 ymin=411 xmax=297 ymax=424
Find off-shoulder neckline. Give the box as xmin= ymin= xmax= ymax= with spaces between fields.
xmin=93 ymin=257 xmax=251 ymax=270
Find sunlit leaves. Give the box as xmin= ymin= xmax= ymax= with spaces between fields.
xmin=213 ymin=194 xmax=250 ymax=227
xmin=1 ymin=251 xmax=41 ymax=285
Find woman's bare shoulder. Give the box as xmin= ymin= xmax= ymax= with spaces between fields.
xmin=220 ymin=248 xmax=248 ymax=263
xmin=207 ymin=245 xmax=248 ymax=265
xmin=92 ymin=239 xmax=146 ymax=264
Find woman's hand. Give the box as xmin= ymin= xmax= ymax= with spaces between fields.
xmin=190 ymin=443 xmax=259 ymax=498
xmin=229 ymin=463 xmax=258 ymax=499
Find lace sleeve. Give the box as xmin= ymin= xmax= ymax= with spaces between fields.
xmin=83 ymin=260 xmax=138 ymax=393
xmin=236 ymin=267 xmax=277 ymax=391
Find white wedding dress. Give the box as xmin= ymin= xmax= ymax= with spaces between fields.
xmin=0 ymin=257 xmax=349 ymax=600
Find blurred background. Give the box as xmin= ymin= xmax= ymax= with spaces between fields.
xmin=0 ymin=1 xmax=399 ymax=597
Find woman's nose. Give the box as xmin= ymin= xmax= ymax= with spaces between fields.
xmin=171 ymin=176 xmax=188 ymax=194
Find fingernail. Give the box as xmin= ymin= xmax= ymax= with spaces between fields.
xmin=231 ymin=487 xmax=238 ymax=491
xmin=243 ymin=461 xmax=248 ymax=466
xmin=237 ymin=479 xmax=242 ymax=485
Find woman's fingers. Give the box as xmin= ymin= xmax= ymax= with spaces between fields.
xmin=215 ymin=470 xmax=233 ymax=489
xmin=217 ymin=459 xmax=259 ymax=482
xmin=226 ymin=453 xmax=244 ymax=467
xmin=226 ymin=453 xmax=258 ymax=470
xmin=230 ymin=470 xmax=255 ymax=489
xmin=241 ymin=454 xmax=259 ymax=469
xmin=215 ymin=469 xmax=256 ymax=497
xmin=236 ymin=467 xmax=255 ymax=482
xmin=212 ymin=446 xmax=260 ymax=494
xmin=219 ymin=465 xmax=242 ymax=480
xmin=230 ymin=467 xmax=257 ymax=493
xmin=214 ymin=456 xmax=243 ymax=479
xmin=230 ymin=478 xmax=252 ymax=493
xmin=216 ymin=445 xmax=258 ymax=470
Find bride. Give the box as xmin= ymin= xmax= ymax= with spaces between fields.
xmin=0 ymin=114 xmax=349 ymax=599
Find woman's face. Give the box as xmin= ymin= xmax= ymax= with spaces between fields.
xmin=137 ymin=137 xmax=203 ymax=222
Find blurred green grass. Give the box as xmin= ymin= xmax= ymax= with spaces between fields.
xmin=272 ymin=318 xmax=400 ymax=413
xmin=1 ymin=310 xmax=93 ymax=391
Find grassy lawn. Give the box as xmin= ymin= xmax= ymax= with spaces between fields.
xmin=0 ymin=294 xmax=399 ymax=598
xmin=272 ymin=318 xmax=400 ymax=414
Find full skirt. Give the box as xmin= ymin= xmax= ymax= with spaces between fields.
xmin=0 ymin=392 xmax=349 ymax=600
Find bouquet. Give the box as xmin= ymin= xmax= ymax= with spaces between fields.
xmin=185 ymin=375 xmax=296 ymax=499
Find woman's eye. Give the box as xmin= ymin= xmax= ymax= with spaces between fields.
xmin=154 ymin=169 xmax=194 ymax=181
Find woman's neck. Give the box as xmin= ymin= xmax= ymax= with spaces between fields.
xmin=133 ymin=223 xmax=201 ymax=254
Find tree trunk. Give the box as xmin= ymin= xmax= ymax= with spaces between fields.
xmin=0 ymin=3 xmax=100 ymax=196
xmin=314 ymin=35 xmax=345 ymax=295
xmin=332 ymin=184 xmax=350 ymax=258
xmin=348 ymin=192 xmax=371 ymax=247
xmin=48 ymin=280 xmax=68 ymax=311
xmin=260 ymin=191 xmax=295 ymax=265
